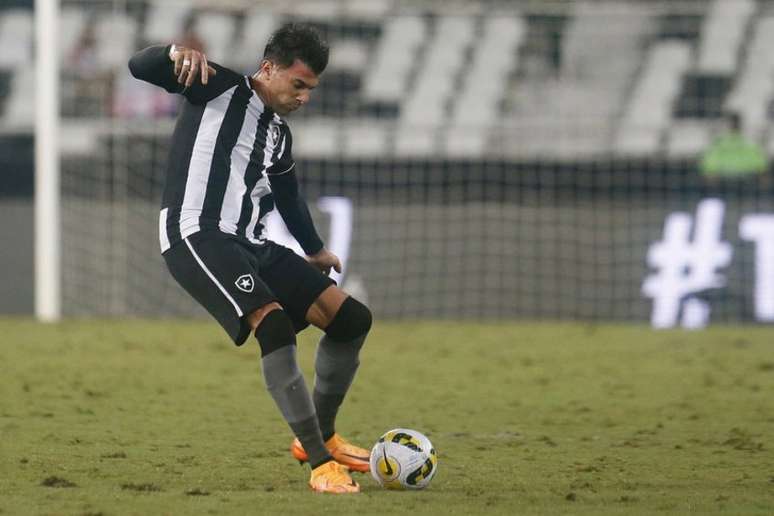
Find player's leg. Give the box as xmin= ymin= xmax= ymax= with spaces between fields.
xmin=300 ymin=286 xmax=372 ymax=472
xmin=163 ymin=233 xmax=358 ymax=493
xmin=249 ymin=303 xmax=358 ymax=493
xmin=247 ymin=303 xmax=334 ymax=471
xmin=306 ymin=286 xmax=372 ymax=441
xmin=257 ymin=244 xmax=372 ymax=473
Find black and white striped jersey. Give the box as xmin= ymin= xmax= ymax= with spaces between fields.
xmin=129 ymin=45 xmax=298 ymax=254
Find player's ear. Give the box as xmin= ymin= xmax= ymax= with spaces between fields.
xmin=259 ymin=59 xmax=274 ymax=78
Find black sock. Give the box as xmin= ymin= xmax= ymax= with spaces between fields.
xmin=290 ymin=416 xmax=333 ymax=468
xmin=313 ymin=390 xmax=345 ymax=442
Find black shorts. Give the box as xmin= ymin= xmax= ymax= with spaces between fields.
xmin=163 ymin=231 xmax=335 ymax=346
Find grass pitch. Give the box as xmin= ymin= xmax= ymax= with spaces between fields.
xmin=1 ymin=319 xmax=773 ymax=515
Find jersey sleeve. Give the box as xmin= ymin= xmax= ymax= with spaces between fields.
xmin=266 ymin=125 xmax=324 ymax=255
xmin=128 ymin=45 xmax=241 ymax=105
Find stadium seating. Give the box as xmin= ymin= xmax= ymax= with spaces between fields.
xmin=395 ymin=16 xmax=475 ymax=156
xmin=143 ymin=1 xmax=189 ymax=44
xmin=95 ymin=13 xmax=138 ymax=70
xmin=2 ymin=0 xmax=774 ymax=159
xmin=361 ymin=16 xmax=426 ymax=104
xmin=6 ymin=0 xmax=774 ymax=325
xmin=5 ymin=66 xmax=34 ymax=128
xmin=696 ymin=0 xmax=754 ymax=74
xmin=446 ymin=16 xmax=525 ymax=157
xmin=666 ymin=120 xmax=712 ymax=157
xmin=726 ymin=16 xmax=774 ymax=138
xmin=59 ymin=8 xmax=87 ymax=65
xmin=0 ymin=9 xmax=32 ymax=68
xmin=617 ymin=41 xmax=692 ymax=155
xmin=230 ymin=9 xmax=278 ymax=70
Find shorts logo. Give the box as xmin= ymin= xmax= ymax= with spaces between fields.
xmin=235 ymin=274 xmax=255 ymax=293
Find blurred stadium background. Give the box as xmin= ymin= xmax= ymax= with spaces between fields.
xmin=2 ymin=0 xmax=774 ymax=329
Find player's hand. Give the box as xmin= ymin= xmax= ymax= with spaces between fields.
xmin=169 ymin=45 xmax=217 ymax=87
xmin=307 ymin=248 xmax=342 ymax=276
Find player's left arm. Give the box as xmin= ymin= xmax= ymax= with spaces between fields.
xmin=267 ymin=127 xmax=340 ymax=274
xmin=128 ymin=44 xmax=238 ymax=104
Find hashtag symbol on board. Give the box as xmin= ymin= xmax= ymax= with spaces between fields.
xmin=642 ymin=199 xmax=733 ymax=329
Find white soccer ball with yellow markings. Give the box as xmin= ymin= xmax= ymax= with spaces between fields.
xmin=369 ymin=428 xmax=438 ymax=490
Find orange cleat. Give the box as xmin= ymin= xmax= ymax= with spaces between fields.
xmin=309 ymin=461 xmax=360 ymax=494
xmin=292 ymin=433 xmax=371 ymax=473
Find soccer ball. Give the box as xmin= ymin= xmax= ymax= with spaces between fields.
xmin=369 ymin=428 xmax=438 ymax=490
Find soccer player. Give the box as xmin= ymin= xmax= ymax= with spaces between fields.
xmin=128 ymin=23 xmax=371 ymax=494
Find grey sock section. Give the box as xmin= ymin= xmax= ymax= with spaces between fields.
xmin=261 ymin=345 xmax=330 ymax=467
xmin=313 ymin=333 xmax=366 ymax=439
xmin=314 ymin=334 xmax=365 ymax=394
xmin=262 ymin=345 xmax=316 ymax=423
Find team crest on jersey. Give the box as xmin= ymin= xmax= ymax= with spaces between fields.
xmin=270 ymin=125 xmax=281 ymax=145
xmin=235 ymin=274 xmax=255 ymax=293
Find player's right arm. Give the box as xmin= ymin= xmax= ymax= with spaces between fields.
xmin=266 ymin=125 xmax=337 ymax=273
xmin=128 ymin=44 xmax=233 ymax=104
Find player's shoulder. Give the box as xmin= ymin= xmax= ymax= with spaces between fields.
xmin=208 ymin=61 xmax=244 ymax=85
xmin=181 ymin=60 xmax=247 ymax=104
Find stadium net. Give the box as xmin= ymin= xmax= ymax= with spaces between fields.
xmin=12 ymin=0 xmax=774 ymax=327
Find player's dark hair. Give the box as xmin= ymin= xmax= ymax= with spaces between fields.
xmin=263 ymin=23 xmax=329 ymax=75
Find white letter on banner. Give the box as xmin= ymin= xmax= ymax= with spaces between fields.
xmin=642 ymin=199 xmax=733 ymax=329
xmin=739 ymin=215 xmax=774 ymax=322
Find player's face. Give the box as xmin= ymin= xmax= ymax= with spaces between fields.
xmin=263 ymin=59 xmax=320 ymax=115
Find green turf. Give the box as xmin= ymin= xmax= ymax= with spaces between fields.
xmin=1 ymin=319 xmax=773 ymax=515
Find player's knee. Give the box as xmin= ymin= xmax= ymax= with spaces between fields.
xmin=324 ymin=297 xmax=372 ymax=343
xmin=254 ymin=308 xmax=296 ymax=357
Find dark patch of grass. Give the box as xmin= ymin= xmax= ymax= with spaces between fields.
xmin=41 ymin=476 xmax=76 ymax=488
xmin=185 ymin=488 xmax=210 ymax=496
xmin=722 ymin=428 xmax=765 ymax=452
xmin=100 ymin=451 xmax=127 ymax=459
xmin=120 ymin=482 xmax=162 ymax=492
